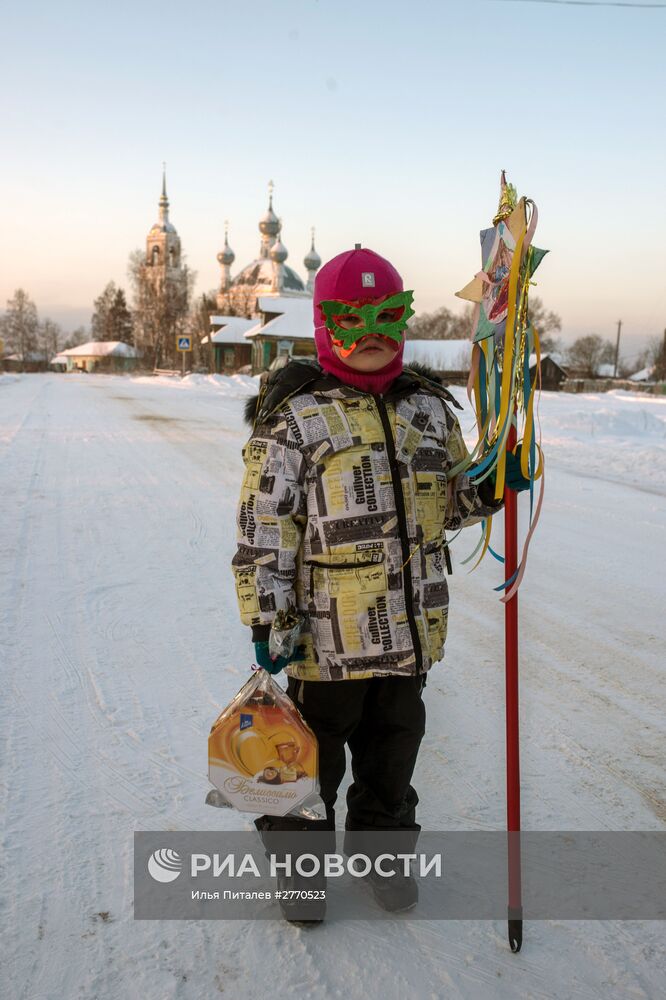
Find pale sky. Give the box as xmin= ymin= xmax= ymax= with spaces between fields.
xmin=1 ymin=0 xmax=665 ymax=364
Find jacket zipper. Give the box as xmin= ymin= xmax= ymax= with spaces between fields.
xmin=305 ymin=558 xmax=384 ymax=570
xmin=374 ymin=395 xmax=424 ymax=675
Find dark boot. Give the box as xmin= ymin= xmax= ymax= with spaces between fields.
xmin=276 ymin=868 xmax=327 ymax=925
xmin=255 ymin=816 xmax=332 ymax=925
xmin=364 ymin=867 xmax=418 ymax=913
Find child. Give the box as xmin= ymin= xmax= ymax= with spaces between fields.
xmin=232 ymin=246 xmax=527 ymax=921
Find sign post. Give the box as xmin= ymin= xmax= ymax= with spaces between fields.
xmin=176 ymin=335 xmax=192 ymax=377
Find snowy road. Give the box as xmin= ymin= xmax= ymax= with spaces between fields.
xmin=1 ymin=373 xmax=664 ymax=1000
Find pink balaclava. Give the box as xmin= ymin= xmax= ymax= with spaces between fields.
xmin=313 ymin=247 xmax=406 ymax=395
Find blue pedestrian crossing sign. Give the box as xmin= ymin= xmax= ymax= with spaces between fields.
xmin=176 ymin=336 xmax=192 ymax=352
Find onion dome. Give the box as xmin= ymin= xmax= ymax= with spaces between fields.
xmin=217 ymin=226 xmax=235 ymax=266
xmin=259 ymin=184 xmax=280 ymax=238
xmin=270 ymin=232 xmax=288 ymax=263
xmin=304 ymin=229 xmax=321 ymax=271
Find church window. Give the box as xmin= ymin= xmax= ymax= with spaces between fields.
xmin=152 ymin=246 xmax=160 ymax=265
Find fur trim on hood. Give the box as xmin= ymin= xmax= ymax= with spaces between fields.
xmin=243 ymin=360 xmax=456 ymax=428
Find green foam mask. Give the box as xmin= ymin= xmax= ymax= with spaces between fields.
xmin=319 ymin=290 xmax=415 ymax=357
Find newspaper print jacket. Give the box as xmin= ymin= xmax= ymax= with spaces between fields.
xmin=232 ymin=362 xmax=503 ymax=681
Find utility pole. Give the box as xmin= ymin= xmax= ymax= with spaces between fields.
xmin=205 ymin=294 xmax=214 ymax=373
xmin=658 ymin=328 xmax=666 ymax=381
xmin=613 ymin=319 xmax=622 ymax=378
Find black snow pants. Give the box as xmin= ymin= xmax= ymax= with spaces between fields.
xmin=255 ymin=672 xmax=427 ymax=856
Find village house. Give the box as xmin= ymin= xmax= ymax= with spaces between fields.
xmin=60 ymin=341 xmax=139 ymax=373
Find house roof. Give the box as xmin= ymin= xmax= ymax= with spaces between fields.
xmin=4 ymin=352 xmax=48 ymax=362
xmin=256 ymin=294 xmax=312 ymax=313
xmin=629 ymin=366 xmax=655 ymax=382
xmin=246 ymin=296 xmax=315 ymax=341
xmin=206 ymin=316 xmax=257 ymax=345
xmin=529 ymin=352 xmax=567 ymax=373
xmin=61 ymin=341 xmax=139 ymax=358
xmin=596 ymin=363 xmax=617 ymax=378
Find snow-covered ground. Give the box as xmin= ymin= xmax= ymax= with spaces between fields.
xmin=1 ymin=372 xmax=664 ymax=1000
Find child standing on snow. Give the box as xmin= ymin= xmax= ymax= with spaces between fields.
xmin=232 ymin=246 xmax=527 ymax=922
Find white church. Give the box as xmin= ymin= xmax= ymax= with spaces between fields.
xmin=209 ymin=182 xmax=322 ymax=374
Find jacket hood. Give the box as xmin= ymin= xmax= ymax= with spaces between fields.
xmin=313 ymin=247 xmax=406 ymax=395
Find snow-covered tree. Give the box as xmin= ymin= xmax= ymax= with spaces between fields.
xmin=39 ymin=318 xmax=61 ymax=359
xmin=128 ymin=249 xmax=194 ymax=368
xmin=62 ymin=326 xmax=89 ymax=350
xmin=2 ymin=289 xmax=39 ymax=363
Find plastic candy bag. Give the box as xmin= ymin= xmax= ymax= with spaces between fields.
xmin=207 ymin=669 xmax=326 ymax=821
xmin=268 ymin=608 xmax=304 ymax=660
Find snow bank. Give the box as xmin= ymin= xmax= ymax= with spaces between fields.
xmin=132 ymin=372 xmax=260 ymax=397
xmin=450 ymin=386 xmax=666 ymax=493
xmin=404 ymin=339 xmax=471 ymax=370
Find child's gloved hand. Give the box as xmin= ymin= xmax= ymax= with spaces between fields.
xmin=253 ymin=641 xmax=305 ymax=674
xmin=505 ymin=446 xmax=531 ymax=493
xmin=254 ymin=641 xmax=289 ymax=674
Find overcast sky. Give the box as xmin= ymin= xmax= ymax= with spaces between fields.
xmin=1 ymin=0 xmax=664 ymax=362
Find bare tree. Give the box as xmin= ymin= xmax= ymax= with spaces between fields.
xmin=128 ymin=249 xmax=194 ymax=368
xmin=2 ymin=289 xmax=39 ymax=367
xmin=216 ymin=283 xmax=258 ymax=319
xmin=62 ymin=325 xmax=89 ymax=350
xmin=406 ymin=297 xmax=561 ymax=347
xmin=187 ymin=291 xmax=218 ymax=370
xmin=647 ymin=332 xmax=666 ymax=381
xmin=529 ymin=297 xmax=562 ymax=353
xmin=39 ymin=318 xmax=61 ymax=359
xmin=566 ymin=335 xmax=615 ymax=378
xmin=406 ymin=305 xmax=474 ymax=341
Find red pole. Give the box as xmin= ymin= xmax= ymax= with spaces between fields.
xmin=504 ymin=420 xmax=523 ymax=951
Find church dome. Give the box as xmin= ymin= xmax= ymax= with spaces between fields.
xmin=270 ymin=236 xmax=288 ymax=263
xmin=304 ymin=242 xmax=321 ymax=271
xmin=150 ymin=219 xmax=177 ymax=236
xmin=231 ymin=257 xmax=305 ymax=292
xmin=217 ymin=234 xmax=235 ymax=266
xmin=259 ymin=199 xmax=280 ymax=238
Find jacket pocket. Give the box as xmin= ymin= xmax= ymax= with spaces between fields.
xmin=305 ymin=551 xmax=385 ymax=570
xmin=306 ymin=560 xmax=394 ymax=662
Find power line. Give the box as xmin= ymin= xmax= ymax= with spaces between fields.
xmin=488 ymin=1 xmax=666 ymax=8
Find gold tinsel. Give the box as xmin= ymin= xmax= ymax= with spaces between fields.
xmin=493 ymin=169 xmax=518 ymax=226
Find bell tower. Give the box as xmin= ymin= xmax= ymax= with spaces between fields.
xmin=145 ymin=166 xmax=184 ymax=287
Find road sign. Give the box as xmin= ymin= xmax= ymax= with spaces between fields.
xmin=177 ymin=336 xmax=192 ymax=352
